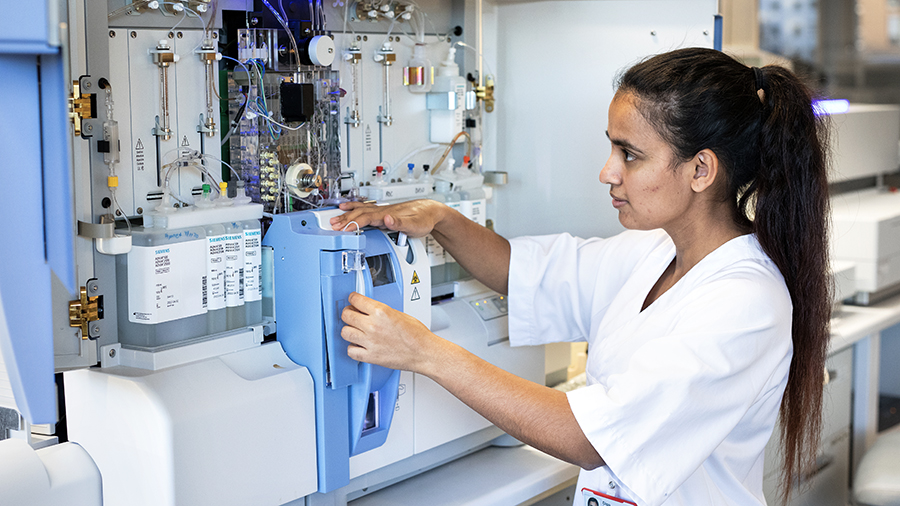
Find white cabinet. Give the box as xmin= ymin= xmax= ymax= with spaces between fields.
xmin=763 ymin=347 xmax=853 ymax=505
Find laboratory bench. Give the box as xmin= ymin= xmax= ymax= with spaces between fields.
xmin=350 ymin=445 xmax=579 ymax=506
xmin=348 ymin=294 xmax=900 ymax=506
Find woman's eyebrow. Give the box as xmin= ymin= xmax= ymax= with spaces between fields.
xmin=605 ymin=131 xmax=645 ymax=155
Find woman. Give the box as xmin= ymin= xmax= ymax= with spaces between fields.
xmin=330 ymin=47 xmax=831 ymax=506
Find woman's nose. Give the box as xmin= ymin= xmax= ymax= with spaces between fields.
xmin=599 ymin=156 xmax=620 ymax=185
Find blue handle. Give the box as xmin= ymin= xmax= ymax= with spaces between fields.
xmin=320 ymin=251 xmax=361 ymax=389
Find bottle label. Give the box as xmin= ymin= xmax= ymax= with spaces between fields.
xmin=453 ymin=83 xmax=466 ymax=133
xmin=244 ymin=227 xmax=262 ymax=302
xmin=127 ymin=238 xmax=207 ymax=324
xmin=425 ymin=234 xmax=445 ymax=266
xmin=460 ymin=198 xmax=487 ymax=227
xmin=224 ymin=230 xmax=245 ymax=307
xmin=206 ymin=233 xmax=227 ymax=310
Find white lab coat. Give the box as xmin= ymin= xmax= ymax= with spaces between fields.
xmin=508 ymin=230 xmax=793 ymax=506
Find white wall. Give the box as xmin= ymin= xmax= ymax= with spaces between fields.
xmin=489 ymin=0 xmax=718 ymax=240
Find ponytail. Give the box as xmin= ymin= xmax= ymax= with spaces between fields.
xmin=752 ymin=65 xmax=831 ymax=504
xmin=617 ymin=48 xmax=831 ymax=504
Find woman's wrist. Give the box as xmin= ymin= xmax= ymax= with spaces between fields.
xmin=429 ymin=199 xmax=457 ymax=236
xmin=417 ymin=335 xmax=466 ymax=381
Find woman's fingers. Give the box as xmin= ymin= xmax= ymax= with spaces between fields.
xmin=346 ymin=343 xmax=366 ymax=362
xmin=330 ymin=204 xmax=387 ymax=230
xmin=330 ymin=199 xmax=442 ymax=237
xmin=340 ymin=304 xmax=368 ymax=332
xmin=339 ymin=291 xmax=435 ymax=373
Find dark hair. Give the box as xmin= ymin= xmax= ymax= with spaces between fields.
xmin=617 ymin=47 xmax=831 ymax=503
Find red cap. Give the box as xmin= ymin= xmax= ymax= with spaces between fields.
xmin=376 ymin=165 xmax=384 ymax=174
xmin=463 ymin=155 xmax=470 ymax=164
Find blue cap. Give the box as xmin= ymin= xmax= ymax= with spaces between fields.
xmin=407 ymin=163 xmax=414 ymax=170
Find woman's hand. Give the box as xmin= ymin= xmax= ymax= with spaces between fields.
xmin=340 ymin=292 xmax=444 ymax=374
xmin=330 ymin=199 xmax=446 ymax=238
xmin=341 ymin=293 xmax=603 ymax=470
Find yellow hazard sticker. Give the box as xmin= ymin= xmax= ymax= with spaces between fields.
xmin=411 ymin=271 xmax=420 ymax=284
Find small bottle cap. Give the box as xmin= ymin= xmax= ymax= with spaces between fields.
xmin=376 ymin=166 xmax=384 ymax=174
xmin=408 ymin=163 xmax=415 ymax=170
xmin=202 ymin=183 xmax=211 ymax=195
xmin=219 ymin=182 xmax=227 ymax=193
xmin=423 ymin=164 xmax=430 ymax=172
xmin=463 ymin=155 xmax=470 ymax=164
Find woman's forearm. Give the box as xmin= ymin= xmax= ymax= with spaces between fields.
xmin=422 ymin=338 xmax=605 ymax=470
xmin=431 ymin=207 xmax=511 ymax=294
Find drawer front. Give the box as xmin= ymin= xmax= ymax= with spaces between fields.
xmin=763 ymin=347 xmax=853 ymax=483
xmin=822 ymin=348 xmax=854 ymax=441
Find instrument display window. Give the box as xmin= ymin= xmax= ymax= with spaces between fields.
xmin=366 ymin=254 xmax=395 ymax=287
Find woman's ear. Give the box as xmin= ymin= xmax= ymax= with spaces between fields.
xmin=690 ymin=149 xmax=719 ymax=193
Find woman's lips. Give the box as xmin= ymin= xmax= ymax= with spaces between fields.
xmin=610 ymin=195 xmax=627 ymax=209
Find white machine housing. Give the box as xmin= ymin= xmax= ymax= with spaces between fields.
xmin=827 ymin=104 xmax=900 ymax=184
xmin=832 ymin=189 xmax=900 ymax=303
xmin=64 ymin=337 xmax=318 ymax=506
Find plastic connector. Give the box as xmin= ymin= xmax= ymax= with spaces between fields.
xmin=216 ymin=181 xmax=233 ymax=207
xmin=234 ymin=180 xmax=252 ymax=206
xmin=342 ymin=250 xmax=365 ymax=273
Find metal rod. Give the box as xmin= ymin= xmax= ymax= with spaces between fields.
xmin=477 ymin=0 xmax=483 ymax=87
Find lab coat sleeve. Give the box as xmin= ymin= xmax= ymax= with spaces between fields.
xmin=507 ymin=230 xmax=668 ymax=346
xmin=566 ymin=273 xmax=793 ymax=506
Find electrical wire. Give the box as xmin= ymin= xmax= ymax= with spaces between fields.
xmin=247 ymin=103 xmax=307 ymax=132
xmin=220 ymin=55 xmax=254 ymax=146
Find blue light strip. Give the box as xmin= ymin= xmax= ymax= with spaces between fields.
xmin=813 ymin=99 xmax=850 ymax=116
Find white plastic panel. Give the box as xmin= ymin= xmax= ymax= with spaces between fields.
xmin=65 ymin=342 xmax=318 ymax=506
xmin=332 ymin=34 xmax=461 ymax=181
xmin=0 ymin=324 xmax=16 ymax=412
xmin=831 ymin=189 xmax=900 ymax=292
xmin=490 ymin=0 xmax=718 ymax=239
xmin=0 ymin=440 xmax=102 ymax=506
xmin=108 ymin=28 xmax=220 ymax=216
xmin=416 ymin=296 xmax=543 ymax=453
xmin=828 ymin=104 xmax=900 ymax=183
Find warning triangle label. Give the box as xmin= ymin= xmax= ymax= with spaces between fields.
xmin=135 ymin=138 xmax=144 ymax=150
xmin=181 ymin=135 xmax=190 ymax=147
xmin=411 ymin=271 xmax=420 ymax=284
xmin=410 ymin=287 xmax=420 ymax=301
